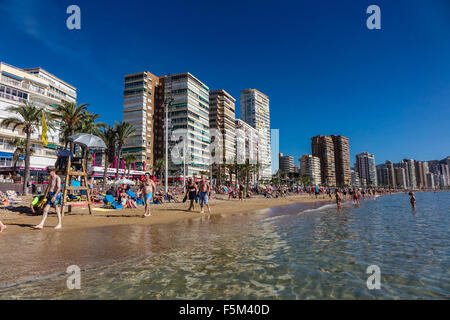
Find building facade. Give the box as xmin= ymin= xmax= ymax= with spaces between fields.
xmin=0 ymin=62 xmax=76 ymax=181
xmin=311 ymin=135 xmax=336 ymax=186
xmin=299 ymin=154 xmax=321 ymax=186
xmin=122 ymin=71 xmax=163 ymax=172
xmin=279 ymin=153 xmax=294 ymax=173
xmin=164 ymin=73 xmax=210 ymax=178
xmin=331 ymin=135 xmax=351 ymax=186
xmin=355 ymin=152 xmax=377 ymax=187
xmin=240 ymin=89 xmax=271 ymax=180
xmin=209 ymin=90 xmax=236 ymax=164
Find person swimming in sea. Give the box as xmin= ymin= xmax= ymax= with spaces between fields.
xmin=409 ymin=191 xmax=416 ymax=209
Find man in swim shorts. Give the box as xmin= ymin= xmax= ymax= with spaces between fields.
xmin=141 ymin=172 xmax=156 ymax=217
xmin=198 ymin=175 xmax=211 ymax=214
xmin=33 ymin=166 xmax=62 ymax=229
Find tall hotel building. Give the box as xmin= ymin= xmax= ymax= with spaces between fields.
xmin=209 ymin=90 xmax=236 ymax=165
xmin=300 ymin=155 xmax=321 ymax=186
xmin=0 ymin=62 xmax=76 ymax=177
xmin=240 ymin=89 xmax=271 ymax=180
xmin=122 ymin=71 xmax=162 ymax=171
xmin=163 ymin=73 xmax=210 ymax=178
xmin=331 ymin=135 xmax=351 ymax=186
xmin=311 ymin=135 xmax=336 ymax=186
xmin=355 ymin=152 xmax=377 ymax=186
xmin=376 ymin=160 xmax=396 ymax=187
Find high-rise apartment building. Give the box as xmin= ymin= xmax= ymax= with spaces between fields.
xmin=163 ymin=73 xmax=210 ymax=178
xmin=299 ymin=154 xmax=321 ymax=186
xmin=235 ymin=119 xmax=260 ymax=184
xmin=376 ymin=160 xmax=396 ymax=187
xmin=240 ymin=89 xmax=271 ymax=180
xmin=355 ymin=152 xmax=377 ymax=186
xmin=399 ymin=159 xmax=417 ymax=189
xmin=209 ymin=90 xmax=236 ymax=164
xmin=311 ymin=135 xmax=336 ymax=186
xmin=122 ymin=71 xmax=162 ymax=172
xmin=0 ymin=62 xmax=76 ymax=180
xmin=351 ymin=168 xmax=360 ymax=187
xmin=331 ymin=135 xmax=351 ymax=186
xmin=414 ymin=161 xmax=429 ymax=189
xmin=279 ymin=153 xmax=294 ymax=173
xmin=395 ymin=167 xmax=407 ymax=189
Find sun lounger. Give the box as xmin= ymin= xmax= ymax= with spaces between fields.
xmin=103 ymin=194 xmax=123 ymax=209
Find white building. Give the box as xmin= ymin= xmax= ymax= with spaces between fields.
xmin=355 ymin=152 xmax=377 ymax=186
xmin=0 ymin=62 xmax=76 ymax=181
xmin=164 ymin=73 xmax=210 ymax=178
xmin=240 ymin=88 xmax=271 ymax=181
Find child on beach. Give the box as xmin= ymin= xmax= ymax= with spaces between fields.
xmin=30 ymin=194 xmax=46 ymax=214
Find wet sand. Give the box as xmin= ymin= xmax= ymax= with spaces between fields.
xmin=0 ymin=194 xmax=332 ymax=288
xmin=0 ymin=194 xmax=330 ymax=236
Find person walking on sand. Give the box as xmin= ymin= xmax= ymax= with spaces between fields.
xmin=141 ymin=173 xmax=156 ymax=217
xmin=33 ymin=166 xmax=62 ymax=229
xmin=198 ymin=175 xmax=211 ymax=214
xmin=409 ymin=191 xmax=416 ymax=209
xmin=185 ymin=179 xmax=197 ymax=211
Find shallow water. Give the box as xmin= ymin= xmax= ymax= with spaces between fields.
xmin=1 ymin=192 xmax=449 ymax=299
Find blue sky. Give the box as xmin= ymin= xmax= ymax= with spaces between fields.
xmin=1 ymin=0 xmax=449 ymax=168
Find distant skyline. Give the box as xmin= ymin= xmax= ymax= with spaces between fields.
xmin=0 ymin=0 xmax=449 ymax=167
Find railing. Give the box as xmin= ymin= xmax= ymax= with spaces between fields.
xmin=0 ymin=91 xmax=26 ymax=104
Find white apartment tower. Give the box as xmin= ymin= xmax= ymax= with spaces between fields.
xmin=240 ymin=88 xmax=271 ymax=180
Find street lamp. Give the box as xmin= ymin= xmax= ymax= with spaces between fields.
xmin=165 ymin=96 xmax=174 ymax=196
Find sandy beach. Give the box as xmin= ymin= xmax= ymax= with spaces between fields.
xmin=0 ymin=194 xmax=331 ymax=236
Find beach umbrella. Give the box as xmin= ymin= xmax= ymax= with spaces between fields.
xmin=68 ymin=133 xmax=107 ymax=150
xmin=109 ymin=178 xmax=136 ymax=186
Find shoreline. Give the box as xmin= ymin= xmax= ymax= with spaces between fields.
xmin=0 ymin=194 xmax=332 ymax=236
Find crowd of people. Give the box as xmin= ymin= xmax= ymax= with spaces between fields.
xmin=0 ymin=164 xmax=426 ymax=233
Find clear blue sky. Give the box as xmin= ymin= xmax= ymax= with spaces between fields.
xmin=1 ymin=0 xmax=449 ymax=167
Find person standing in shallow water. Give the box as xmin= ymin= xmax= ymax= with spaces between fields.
xmin=335 ymin=189 xmax=342 ymax=211
xmin=409 ymin=191 xmax=416 ymax=209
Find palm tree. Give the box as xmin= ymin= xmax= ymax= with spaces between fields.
xmin=153 ymin=158 xmax=165 ymax=179
xmin=9 ymin=137 xmax=34 ymax=180
xmin=0 ymin=102 xmax=53 ymax=195
xmin=99 ymin=125 xmax=117 ymax=192
xmin=114 ymin=121 xmax=136 ymax=178
xmin=55 ymin=102 xmax=88 ymax=153
xmin=123 ymin=154 xmax=137 ymax=178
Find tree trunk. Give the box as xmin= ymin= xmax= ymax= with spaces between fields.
xmin=23 ymin=131 xmax=32 ymax=195
xmin=69 ymin=128 xmax=75 ymax=154
xmin=102 ymin=150 xmax=109 ymax=192
xmin=115 ymin=145 xmax=122 ymax=179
